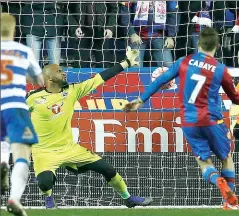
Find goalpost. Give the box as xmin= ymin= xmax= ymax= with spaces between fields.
xmin=1 ymin=0 xmax=239 ymax=208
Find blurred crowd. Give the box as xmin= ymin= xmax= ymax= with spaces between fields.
xmin=1 ymin=1 xmax=239 ymax=68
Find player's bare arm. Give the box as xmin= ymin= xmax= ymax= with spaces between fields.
xmin=122 ymin=58 xmax=180 ymax=112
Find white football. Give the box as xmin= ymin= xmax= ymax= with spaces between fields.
xmin=151 ymin=67 xmax=177 ymax=90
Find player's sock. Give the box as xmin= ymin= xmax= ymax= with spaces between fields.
xmin=9 ymin=158 xmax=29 ymax=202
xmin=202 ymin=166 xmax=220 ymax=185
xmin=108 ymin=173 xmax=130 ymax=199
xmin=221 ymin=169 xmax=235 ymax=192
xmin=1 ymin=141 xmax=10 ymax=167
xmin=42 ymin=189 xmax=52 ymax=197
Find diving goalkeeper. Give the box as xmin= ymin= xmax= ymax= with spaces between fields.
xmin=26 ymin=47 xmax=153 ymax=208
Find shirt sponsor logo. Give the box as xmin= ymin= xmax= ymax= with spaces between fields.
xmin=34 ymin=97 xmax=47 ymax=104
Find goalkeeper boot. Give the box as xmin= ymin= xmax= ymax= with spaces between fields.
xmin=0 ymin=162 xmax=9 ymax=195
xmin=222 ymin=202 xmax=239 ymax=210
xmin=45 ymin=194 xmax=56 ymax=209
xmin=124 ymin=195 xmax=153 ymax=208
xmin=7 ymin=199 xmax=27 ymax=216
xmin=217 ymin=177 xmax=238 ymax=206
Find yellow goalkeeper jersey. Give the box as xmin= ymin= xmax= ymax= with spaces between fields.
xmin=26 ymin=74 xmax=104 ymax=154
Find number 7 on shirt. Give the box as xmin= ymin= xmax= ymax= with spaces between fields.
xmin=188 ymin=74 xmax=206 ymax=104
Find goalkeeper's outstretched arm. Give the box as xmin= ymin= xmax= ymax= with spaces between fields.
xmin=73 ymin=47 xmax=139 ymax=100
xmin=99 ymin=47 xmax=138 ymax=82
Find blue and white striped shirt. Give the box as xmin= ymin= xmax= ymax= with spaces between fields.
xmin=1 ymin=40 xmax=42 ymax=111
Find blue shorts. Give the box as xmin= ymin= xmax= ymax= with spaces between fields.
xmin=1 ymin=109 xmax=38 ymax=145
xmin=182 ymin=123 xmax=231 ymax=161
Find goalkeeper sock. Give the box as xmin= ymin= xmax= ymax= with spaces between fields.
xmin=108 ymin=173 xmax=130 ymax=199
xmin=10 ymin=158 xmax=29 ymax=202
xmin=42 ymin=189 xmax=52 ymax=197
xmin=202 ymin=166 xmax=220 ymax=185
xmin=221 ymin=169 xmax=235 ymax=192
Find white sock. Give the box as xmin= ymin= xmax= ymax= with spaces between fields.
xmin=10 ymin=160 xmax=29 ymax=202
xmin=1 ymin=141 xmax=11 ymax=166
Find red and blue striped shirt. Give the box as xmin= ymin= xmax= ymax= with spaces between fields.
xmin=140 ymin=52 xmax=239 ymax=126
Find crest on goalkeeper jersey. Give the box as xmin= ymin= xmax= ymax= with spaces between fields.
xmin=47 ymin=102 xmax=64 ymax=114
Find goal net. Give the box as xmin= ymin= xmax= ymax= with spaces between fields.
xmin=1 ymin=1 xmax=239 ymax=208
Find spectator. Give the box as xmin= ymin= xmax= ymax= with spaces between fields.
xmin=22 ymin=2 xmax=64 ymax=65
xmin=218 ymin=8 xmax=237 ymax=67
xmin=69 ymin=2 xmax=118 ymax=68
xmin=187 ymin=1 xmax=227 ymax=53
xmin=121 ymin=1 xmax=178 ymax=68
xmin=227 ymin=1 xmax=239 ymax=67
xmin=1 ymin=2 xmax=24 ymax=43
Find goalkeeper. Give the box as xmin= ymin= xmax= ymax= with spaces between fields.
xmin=26 ymin=47 xmax=153 ymax=208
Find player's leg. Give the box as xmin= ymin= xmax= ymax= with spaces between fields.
xmin=46 ymin=36 xmax=61 ymax=65
xmin=151 ymin=37 xmax=173 ymax=68
xmin=233 ymin=122 xmax=239 ymax=152
xmin=182 ymin=127 xmax=222 ymax=189
xmin=25 ymin=34 xmax=42 ymax=64
xmin=10 ymin=144 xmax=31 ymax=201
xmin=207 ymin=124 xmax=238 ymax=208
xmin=66 ymin=145 xmax=153 ymax=208
xmin=0 ymin=121 xmax=10 ymax=195
xmin=32 ymin=151 xmax=60 ymax=209
xmin=3 ymin=109 xmax=38 ymax=216
xmin=1 ymin=141 xmax=11 ymax=166
xmin=36 ymin=171 xmax=56 ymax=208
xmin=220 ymin=154 xmax=238 ymax=210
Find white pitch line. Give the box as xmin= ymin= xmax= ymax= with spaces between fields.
xmin=1 ymin=206 xmax=221 ymax=210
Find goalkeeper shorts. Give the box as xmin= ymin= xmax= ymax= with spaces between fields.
xmin=182 ymin=123 xmax=231 ymax=161
xmin=1 ymin=108 xmax=38 ymax=145
xmin=32 ymin=144 xmax=101 ymax=176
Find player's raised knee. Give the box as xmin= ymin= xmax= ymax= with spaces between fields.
xmin=37 ymin=171 xmax=55 ymax=192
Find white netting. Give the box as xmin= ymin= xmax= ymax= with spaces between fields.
xmin=1 ymin=0 xmax=239 ymax=207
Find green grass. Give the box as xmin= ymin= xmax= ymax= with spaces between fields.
xmin=1 ymin=209 xmax=238 ymax=216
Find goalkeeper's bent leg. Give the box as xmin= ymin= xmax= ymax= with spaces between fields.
xmin=37 ymin=171 xmax=56 ymax=209
xmin=37 ymin=171 xmax=56 ymax=196
xmin=108 ymin=173 xmax=130 ymax=199
xmin=10 ymin=143 xmax=31 ymax=202
xmin=78 ymin=159 xmax=130 ymax=199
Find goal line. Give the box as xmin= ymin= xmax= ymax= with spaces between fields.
xmin=1 ymin=206 xmax=221 ymax=210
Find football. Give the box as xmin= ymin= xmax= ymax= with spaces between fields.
xmin=151 ymin=67 xmax=176 ymax=90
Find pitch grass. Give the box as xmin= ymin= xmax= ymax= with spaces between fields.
xmin=1 ymin=209 xmax=238 ymax=216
